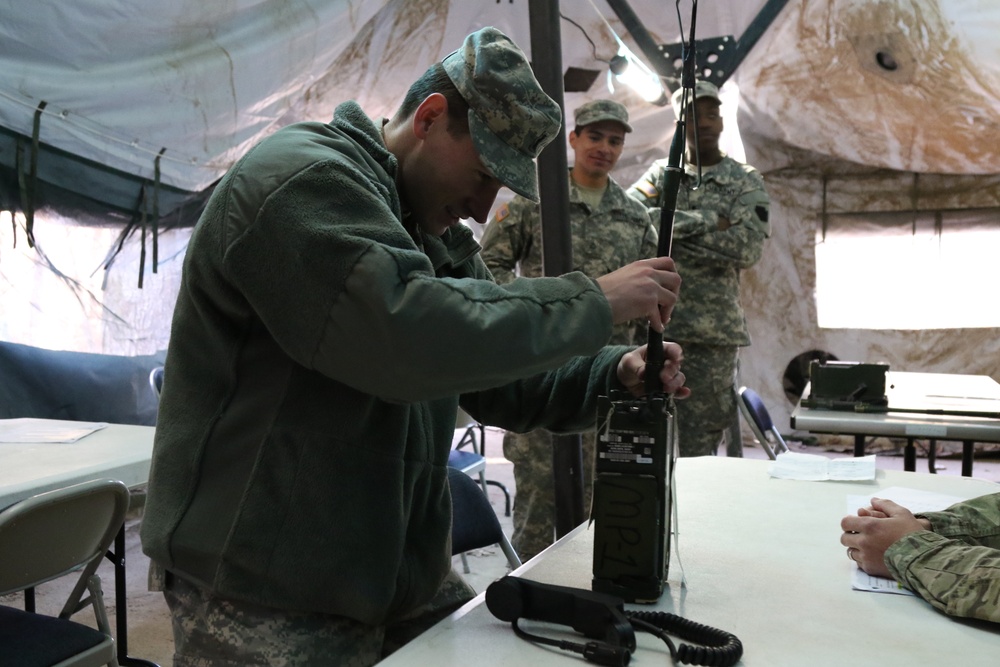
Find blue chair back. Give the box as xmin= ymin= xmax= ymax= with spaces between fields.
xmin=737 ymin=387 xmax=790 ymax=460
xmin=741 ymin=387 xmax=774 ymax=432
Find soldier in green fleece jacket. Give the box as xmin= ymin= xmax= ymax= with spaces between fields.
xmin=842 ymin=493 xmax=1000 ymax=623
xmin=141 ymin=27 xmax=688 ymax=667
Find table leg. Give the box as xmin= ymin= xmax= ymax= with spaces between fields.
xmin=962 ymin=441 xmax=974 ymax=477
xmin=928 ymin=439 xmax=937 ymax=474
xmin=904 ymin=438 xmax=915 ymax=472
xmin=109 ymin=526 xmax=160 ymax=667
xmin=854 ymin=434 xmax=865 ymax=457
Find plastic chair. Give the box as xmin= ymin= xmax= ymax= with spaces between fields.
xmin=448 ymin=467 xmax=521 ymax=577
xmin=449 ymin=409 xmax=511 ymax=517
xmin=149 ymin=366 xmax=164 ymax=400
xmin=737 ymin=386 xmax=790 ymax=460
xmin=0 ymin=478 xmax=131 ymax=667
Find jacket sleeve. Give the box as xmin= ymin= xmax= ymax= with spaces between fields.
xmin=671 ymin=216 xmax=767 ymax=269
xmin=920 ymin=492 xmax=1000 ymax=548
xmin=225 ymin=161 xmax=613 ymax=403
xmin=628 ymin=161 xmax=769 ymax=269
xmin=670 ymin=170 xmax=770 ymax=269
xmin=460 ymin=345 xmax=631 ymax=434
xmin=626 ymin=160 xmax=664 ymax=209
xmin=884 ymin=492 xmax=1000 ymax=623
xmin=640 ymin=216 xmax=659 ymax=259
xmin=628 ymin=160 xmax=698 ymax=241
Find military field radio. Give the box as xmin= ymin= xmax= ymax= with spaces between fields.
xmin=590 ymin=17 xmax=697 ymax=604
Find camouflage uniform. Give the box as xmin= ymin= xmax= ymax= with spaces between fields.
xmin=628 ymin=154 xmax=770 ymax=457
xmin=480 ymin=174 xmax=657 ymax=559
xmin=885 ymin=492 xmax=1000 ymax=623
xmin=164 ymin=569 xmax=474 ymax=666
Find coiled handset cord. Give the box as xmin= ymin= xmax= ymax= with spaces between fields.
xmin=511 ymin=619 xmax=633 ymax=667
xmin=505 ymin=610 xmax=742 ymax=667
xmin=626 ymin=610 xmax=743 ymax=667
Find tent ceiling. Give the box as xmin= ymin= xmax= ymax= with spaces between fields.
xmin=739 ymin=0 xmax=1000 ymax=175
xmin=0 ymin=0 xmax=998 ymax=220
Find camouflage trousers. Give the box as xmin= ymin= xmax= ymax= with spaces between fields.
xmin=162 ymin=568 xmax=474 ymax=667
xmin=673 ymin=342 xmax=740 ymax=457
xmin=504 ymin=428 xmax=595 ymax=561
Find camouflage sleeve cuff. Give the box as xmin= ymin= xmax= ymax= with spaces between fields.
xmin=885 ymin=530 xmax=949 ymax=581
xmin=671 ymin=208 xmax=717 ymax=239
xmin=917 ymin=492 xmax=1000 ymax=545
xmin=915 ymin=510 xmax=965 ymax=536
xmin=885 ymin=531 xmax=1000 ymax=623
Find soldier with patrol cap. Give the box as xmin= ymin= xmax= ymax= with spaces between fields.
xmin=141 ymin=28 xmax=688 ymax=666
xmin=480 ymin=98 xmax=658 ymax=561
xmin=628 ymin=79 xmax=771 ymax=458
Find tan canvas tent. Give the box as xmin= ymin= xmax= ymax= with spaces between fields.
xmin=1 ymin=0 xmax=998 ymax=433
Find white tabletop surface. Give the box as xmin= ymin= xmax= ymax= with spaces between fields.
xmin=381 ymin=457 xmax=1000 ymax=667
xmin=884 ymin=371 xmax=1000 ymax=412
xmin=0 ymin=418 xmax=155 ymax=508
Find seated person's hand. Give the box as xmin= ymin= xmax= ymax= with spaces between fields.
xmin=840 ymin=497 xmax=932 ymax=578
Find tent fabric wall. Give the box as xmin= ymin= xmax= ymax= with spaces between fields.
xmin=1 ymin=0 xmax=998 ymax=437
xmin=0 ymin=0 xmax=765 ymax=216
xmin=0 ymin=213 xmax=186 ymax=355
xmin=740 ymin=126 xmax=1000 ymax=431
xmin=0 ymin=340 xmax=166 ymax=425
xmin=731 ymin=0 xmax=1000 ymax=429
xmin=738 ymin=0 xmax=1000 ymax=175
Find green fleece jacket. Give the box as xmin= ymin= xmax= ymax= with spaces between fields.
xmin=141 ymin=101 xmax=628 ymax=625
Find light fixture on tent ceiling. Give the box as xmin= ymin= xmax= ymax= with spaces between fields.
xmin=563 ymin=0 xmax=667 ymax=105
xmin=607 ymin=37 xmax=668 ymax=106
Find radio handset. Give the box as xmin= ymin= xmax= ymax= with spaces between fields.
xmin=486 ymin=576 xmax=636 ymax=667
xmin=486 ymin=576 xmax=743 ymax=667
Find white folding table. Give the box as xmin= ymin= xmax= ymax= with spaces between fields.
xmin=0 ymin=419 xmax=158 ymax=666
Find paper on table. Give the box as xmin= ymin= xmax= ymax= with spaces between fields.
xmin=0 ymin=418 xmax=109 ymax=443
xmin=768 ymin=451 xmax=877 ymax=481
xmin=846 ymin=486 xmax=967 ymax=595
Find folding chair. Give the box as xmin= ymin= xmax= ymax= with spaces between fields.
xmin=449 ymin=408 xmax=511 ymax=517
xmin=448 ymin=467 xmax=521 ymax=578
xmin=0 ymin=478 xmax=131 ymax=667
xmin=737 ymin=386 xmax=791 ymax=460
xmin=149 ymin=366 xmax=164 ymax=400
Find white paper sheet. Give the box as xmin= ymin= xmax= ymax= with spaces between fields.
xmin=768 ymin=451 xmax=877 ymax=480
xmin=0 ymin=418 xmax=108 ymax=443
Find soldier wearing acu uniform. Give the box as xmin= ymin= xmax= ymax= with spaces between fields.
xmin=480 ymin=99 xmax=658 ymax=560
xmin=842 ymin=492 xmax=1000 ymax=624
xmin=628 ymin=80 xmax=770 ymax=458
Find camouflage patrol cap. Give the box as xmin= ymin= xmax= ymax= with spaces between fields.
xmin=670 ymin=80 xmax=721 ymax=119
xmin=442 ymin=27 xmax=562 ymax=202
xmin=574 ymin=99 xmax=633 ymax=132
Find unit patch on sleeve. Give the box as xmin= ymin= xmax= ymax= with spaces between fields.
xmin=636 ymin=181 xmax=658 ymax=200
xmin=494 ymin=203 xmax=510 ymax=222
